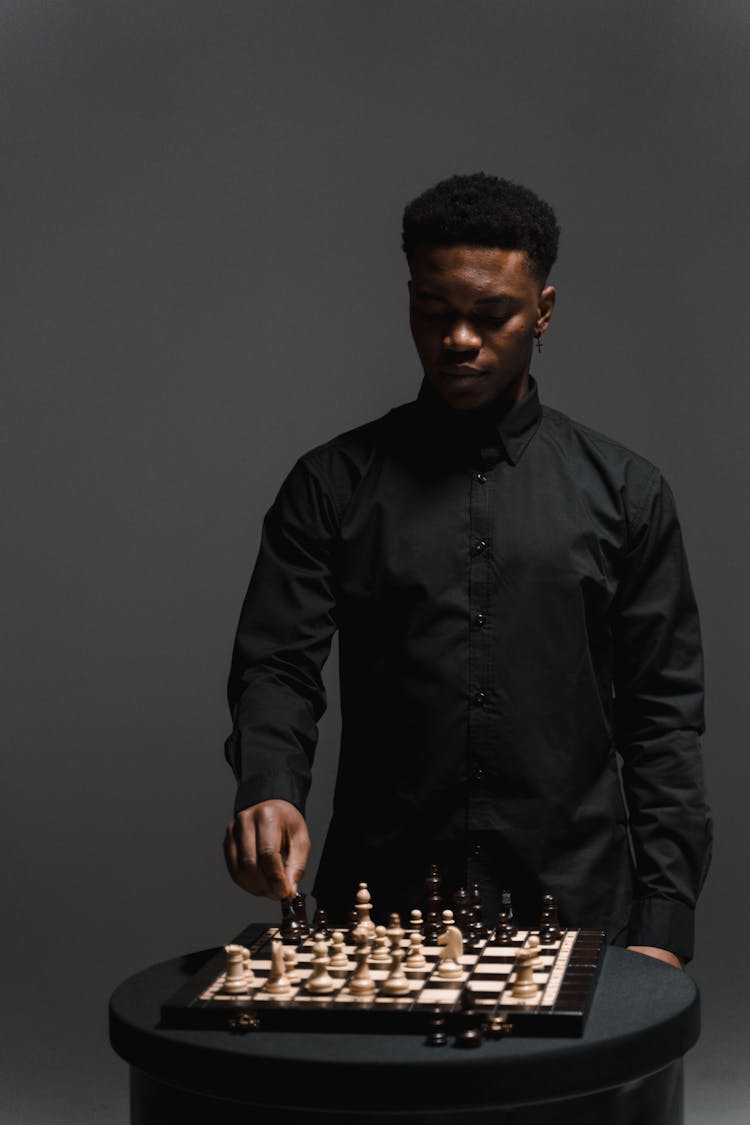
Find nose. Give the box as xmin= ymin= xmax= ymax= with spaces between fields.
xmin=443 ymin=321 xmax=481 ymax=350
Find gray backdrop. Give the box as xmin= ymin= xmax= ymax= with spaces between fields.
xmin=2 ymin=2 xmax=748 ymax=1122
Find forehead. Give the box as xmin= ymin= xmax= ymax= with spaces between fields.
xmin=409 ymin=244 xmax=538 ymax=298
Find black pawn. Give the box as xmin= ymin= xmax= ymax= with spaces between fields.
xmin=423 ymin=864 xmax=443 ymax=945
xmin=453 ymin=988 xmax=484 ymax=1049
xmin=452 ymin=887 xmax=471 ymax=936
xmin=347 ymin=908 xmax=360 ymax=941
xmin=312 ymin=906 xmax=331 ymax=940
xmin=539 ymin=907 xmax=557 ymax=945
xmin=425 ymin=1008 xmax=448 ymax=1047
xmin=494 ymin=909 xmax=515 ymax=945
xmin=543 ymin=894 xmax=562 ymax=939
xmin=500 ymin=890 xmax=517 ymax=936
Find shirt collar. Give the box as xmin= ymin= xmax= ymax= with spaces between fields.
xmin=413 ymin=372 xmax=542 ymax=466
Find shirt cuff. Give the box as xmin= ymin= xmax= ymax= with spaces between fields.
xmin=627 ymin=897 xmax=696 ymax=963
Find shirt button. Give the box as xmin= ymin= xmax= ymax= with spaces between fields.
xmin=471 ymin=842 xmax=482 ymax=859
xmin=474 ymin=613 xmax=485 ymax=626
xmin=472 ymin=539 xmax=488 ymax=555
xmin=474 ymin=472 xmax=487 ymax=483
xmin=473 ymin=691 xmax=486 ymax=706
xmin=471 ymin=766 xmax=485 ymax=781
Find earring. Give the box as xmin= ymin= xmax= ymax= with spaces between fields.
xmin=535 ymin=332 xmax=543 ymax=354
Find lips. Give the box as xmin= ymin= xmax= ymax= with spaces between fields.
xmin=439 ymin=367 xmax=484 ymax=376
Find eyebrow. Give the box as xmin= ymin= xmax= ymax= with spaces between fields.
xmin=413 ymin=288 xmax=516 ymax=305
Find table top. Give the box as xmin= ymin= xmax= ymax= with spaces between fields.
xmin=109 ymin=941 xmax=700 ymax=1113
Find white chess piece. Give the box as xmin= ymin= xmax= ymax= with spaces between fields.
xmin=405 ymin=931 xmax=426 ymax=968
xmin=355 ymin=883 xmax=375 ymax=935
xmin=264 ymin=939 xmax=293 ymax=997
xmin=349 ymin=926 xmax=376 ymax=996
xmin=222 ymin=944 xmax=250 ymax=994
xmin=328 ymin=930 xmax=349 ymax=968
xmin=305 ymin=933 xmax=336 ymax=994
xmin=436 ymin=924 xmax=464 ymax=979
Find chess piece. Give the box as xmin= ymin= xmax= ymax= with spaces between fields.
xmin=452 ymin=888 xmax=471 ymax=935
xmin=279 ymin=897 xmax=302 ymax=943
xmin=264 ymin=939 xmax=294 ymax=997
xmin=423 ymin=864 xmax=443 ymax=944
xmin=494 ymin=909 xmax=515 ymax=944
xmin=370 ymin=924 xmax=391 ymax=964
xmin=349 ymin=926 xmax=376 ymax=996
xmin=511 ymin=945 xmax=539 ymax=1000
xmin=440 ymin=907 xmax=456 ymax=934
xmin=282 ymin=945 xmax=300 ymax=984
xmin=382 ymin=944 xmax=410 ymax=996
xmin=424 ymin=1008 xmax=448 ymax=1046
xmin=500 ymin=890 xmax=517 ymax=936
xmin=242 ymin=947 xmax=254 ymax=985
xmin=222 ymin=944 xmax=251 ymax=994
xmin=355 ymin=883 xmax=375 ymax=935
xmin=312 ymin=906 xmax=331 ymax=940
xmin=405 ymin=931 xmax=427 ymax=968
xmin=526 ymin=934 xmax=543 ymax=969
xmin=538 ymin=907 xmax=557 ymax=945
xmin=328 ymin=930 xmax=349 ymax=968
xmin=436 ymin=924 xmax=464 ymax=979
xmin=386 ymin=912 xmax=405 ymax=953
xmin=291 ymin=892 xmax=310 ymax=938
xmin=347 ymin=908 xmax=360 ymax=941
xmin=469 ymin=885 xmax=488 ymax=940
xmin=453 ymin=987 xmax=484 ymax=1048
xmin=408 ymin=908 xmax=424 ymax=935
xmin=305 ymin=933 xmax=336 ymax=994
xmin=542 ymin=894 xmax=562 ymax=939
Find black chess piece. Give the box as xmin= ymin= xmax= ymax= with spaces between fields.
xmin=312 ymin=906 xmax=331 ymax=940
xmin=500 ymin=890 xmax=517 ymax=937
xmin=424 ymin=1007 xmax=448 ymax=1047
xmin=539 ymin=907 xmax=557 ymax=945
xmin=453 ymin=988 xmax=484 ymax=1048
xmin=279 ymin=897 xmax=302 ymax=943
xmin=542 ymin=893 xmax=562 ymax=939
xmin=291 ymin=892 xmax=310 ymax=938
xmin=494 ymin=909 xmax=515 ymax=944
xmin=452 ymin=887 xmax=471 ymax=936
xmin=468 ymin=884 xmax=488 ymax=940
xmin=423 ymin=864 xmax=443 ymax=945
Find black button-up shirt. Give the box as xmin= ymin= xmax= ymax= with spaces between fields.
xmin=225 ymin=374 xmax=712 ymax=959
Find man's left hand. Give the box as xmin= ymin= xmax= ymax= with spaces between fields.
xmin=627 ymin=945 xmax=684 ymax=969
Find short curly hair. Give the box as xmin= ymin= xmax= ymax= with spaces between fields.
xmin=401 ymin=172 xmax=560 ymax=281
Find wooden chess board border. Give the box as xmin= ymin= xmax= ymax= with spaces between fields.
xmin=160 ymin=923 xmax=607 ymax=1038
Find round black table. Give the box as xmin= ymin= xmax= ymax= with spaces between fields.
xmin=109 ymin=943 xmax=700 ymax=1125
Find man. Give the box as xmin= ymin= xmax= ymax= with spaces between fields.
xmin=223 ymin=172 xmax=712 ymax=968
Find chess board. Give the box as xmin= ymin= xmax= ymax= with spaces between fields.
xmin=161 ymin=921 xmax=606 ymax=1038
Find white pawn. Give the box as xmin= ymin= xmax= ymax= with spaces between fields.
xmin=441 ymin=908 xmax=456 ymax=932
xmin=264 ymin=938 xmax=293 ymax=997
xmin=405 ymin=931 xmax=426 ymax=968
xmin=305 ymin=933 xmax=336 ymax=994
xmin=242 ymin=947 xmax=255 ymax=987
xmin=370 ymin=924 xmax=391 ymax=964
xmin=282 ymin=946 xmax=300 ymax=984
xmin=386 ymin=912 xmax=405 ymax=953
xmin=408 ymin=908 xmax=424 ymax=934
xmin=349 ymin=926 xmax=376 ymax=996
xmin=382 ymin=945 xmax=410 ymax=996
xmin=329 ymin=930 xmax=349 ymax=968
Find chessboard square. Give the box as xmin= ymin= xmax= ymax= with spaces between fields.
xmin=465 ymin=979 xmax=505 ymax=993
xmin=459 ymin=955 xmax=479 ymax=965
xmin=472 ymin=963 xmax=513 ymax=975
xmin=419 ymin=987 xmax=460 ymax=1003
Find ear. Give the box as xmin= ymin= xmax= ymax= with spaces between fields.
xmin=536 ymin=285 xmax=556 ymax=334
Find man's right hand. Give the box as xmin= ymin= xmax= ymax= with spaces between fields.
xmin=223 ymin=799 xmax=311 ymax=901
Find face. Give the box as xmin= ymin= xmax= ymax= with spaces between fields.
xmin=408 ymin=244 xmax=556 ymax=412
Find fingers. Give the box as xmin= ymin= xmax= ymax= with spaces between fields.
xmin=223 ymin=801 xmax=309 ymax=902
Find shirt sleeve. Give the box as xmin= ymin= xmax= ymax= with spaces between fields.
xmin=224 ymin=455 xmax=340 ymax=817
xmin=611 ymin=466 xmax=713 ymax=962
